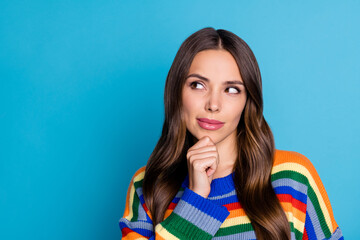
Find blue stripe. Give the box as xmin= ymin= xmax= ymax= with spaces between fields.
xmin=173 ymin=201 xmax=223 ymax=235
xmin=146 ymin=213 xmax=152 ymax=222
xmin=181 ymin=188 xmax=229 ymax=222
xmin=171 ymin=197 xmax=181 ymax=204
xmin=132 ymin=228 xmax=153 ymax=237
xmin=139 ymin=194 xmax=146 ymax=205
xmin=273 ymin=186 xmax=307 ymax=203
xmin=304 ymin=211 xmax=316 ymax=240
xmin=306 ymin=196 xmax=325 ymax=239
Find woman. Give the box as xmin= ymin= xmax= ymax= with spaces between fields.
xmin=119 ymin=27 xmax=343 ymax=240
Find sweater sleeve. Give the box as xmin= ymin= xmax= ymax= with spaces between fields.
xmin=119 ymin=167 xmax=230 ymax=240
xmin=298 ymin=156 xmax=344 ymax=240
xmin=272 ymin=150 xmax=344 ymax=240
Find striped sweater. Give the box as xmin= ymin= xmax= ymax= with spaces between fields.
xmin=119 ymin=150 xmax=343 ymax=239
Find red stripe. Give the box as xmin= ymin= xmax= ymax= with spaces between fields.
xmin=302 ymin=227 xmax=309 ymax=240
xmin=168 ymin=202 xmax=176 ymax=210
xmin=222 ymin=194 xmax=306 ymax=213
xmin=277 ymin=194 xmax=306 ymax=213
xmin=142 ymin=203 xmax=149 ymax=212
xmin=121 ymin=227 xmax=133 ymax=237
xmin=224 ymin=202 xmax=242 ymax=211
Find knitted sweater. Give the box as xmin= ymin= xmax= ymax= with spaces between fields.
xmin=119 ymin=150 xmax=343 ymax=239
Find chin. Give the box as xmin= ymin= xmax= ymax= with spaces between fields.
xmin=194 ymin=132 xmax=219 ymax=143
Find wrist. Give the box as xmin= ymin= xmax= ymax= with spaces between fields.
xmin=189 ymin=186 xmax=210 ymax=198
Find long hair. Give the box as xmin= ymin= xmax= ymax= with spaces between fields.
xmin=142 ymin=27 xmax=290 ymax=240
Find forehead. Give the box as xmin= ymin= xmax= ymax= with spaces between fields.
xmin=187 ymin=49 xmax=242 ymax=80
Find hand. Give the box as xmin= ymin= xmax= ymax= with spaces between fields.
xmin=186 ymin=136 xmax=219 ymax=198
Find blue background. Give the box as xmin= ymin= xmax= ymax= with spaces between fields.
xmin=1 ymin=0 xmax=359 ymax=239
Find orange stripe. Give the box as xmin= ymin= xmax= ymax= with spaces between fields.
xmin=122 ymin=167 xmax=146 ymax=217
xmin=122 ymin=231 xmax=148 ymax=239
xmin=221 ymin=201 xmax=306 ymax=226
xmin=163 ymin=209 xmax=174 ymax=220
xmin=277 ymin=194 xmax=306 ymax=213
xmin=227 ymin=208 xmax=246 ymax=218
xmin=274 ymin=150 xmax=338 ymax=230
xmin=226 ymin=202 xmax=305 ymax=225
xmin=281 ymin=202 xmax=306 ymax=223
xmin=155 ymin=233 xmax=166 ymax=240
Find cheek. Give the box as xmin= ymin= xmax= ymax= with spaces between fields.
xmin=230 ymin=111 xmax=242 ymax=124
xmin=182 ymin=101 xmax=197 ymax=118
xmin=182 ymin=90 xmax=200 ymax=116
xmin=181 ymin=97 xmax=191 ymax=116
xmin=228 ymin=99 xmax=246 ymax=123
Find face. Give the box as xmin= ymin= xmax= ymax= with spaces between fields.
xmin=181 ymin=49 xmax=247 ymax=145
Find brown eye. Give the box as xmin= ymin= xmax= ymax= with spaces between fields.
xmin=190 ymin=81 xmax=205 ymax=89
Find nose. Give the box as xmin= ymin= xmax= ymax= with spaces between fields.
xmin=205 ymin=91 xmax=221 ymax=112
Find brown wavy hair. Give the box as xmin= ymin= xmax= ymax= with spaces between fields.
xmin=142 ymin=27 xmax=290 ymax=240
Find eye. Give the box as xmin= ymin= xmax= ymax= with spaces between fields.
xmin=189 ymin=81 xmax=205 ymax=89
xmin=226 ymin=87 xmax=241 ymax=94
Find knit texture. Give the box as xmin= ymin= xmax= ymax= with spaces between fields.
xmin=119 ymin=150 xmax=343 ymax=239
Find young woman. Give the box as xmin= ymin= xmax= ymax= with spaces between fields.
xmin=119 ymin=27 xmax=343 ymax=240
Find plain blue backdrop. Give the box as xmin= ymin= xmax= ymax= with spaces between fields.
xmin=1 ymin=0 xmax=359 ymax=239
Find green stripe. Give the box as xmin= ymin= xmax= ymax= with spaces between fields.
xmin=215 ymin=222 xmax=298 ymax=238
xmin=130 ymin=182 xmax=140 ymax=221
xmin=215 ymin=223 xmax=253 ymax=236
xmin=161 ymin=212 xmax=212 ymax=239
xmin=271 ymin=170 xmax=331 ymax=237
xmin=288 ymin=222 xmax=303 ymax=240
xmin=295 ymin=227 xmax=303 ymax=240
xmin=289 ymin=220 xmax=295 ymax=236
xmin=134 ymin=178 xmax=143 ymax=189
xmin=271 ymin=170 xmax=308 ymax=186
xmin=307 ymin=186 xmax=331 ymax=237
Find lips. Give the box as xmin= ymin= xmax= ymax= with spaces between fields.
xmin=197 ymin=118 xmax=224 ymax=124
xmin=197 ymin=118 xmax=224 ymax=130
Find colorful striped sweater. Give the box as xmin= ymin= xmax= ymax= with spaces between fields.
xmin=119 ymin=150 xmax=343 ymax=239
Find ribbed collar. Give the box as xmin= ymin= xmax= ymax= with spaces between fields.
xmin=181 ymin=172 xmax=235 ymax=197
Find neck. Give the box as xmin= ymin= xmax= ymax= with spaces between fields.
xmin=213 ymin=131 xmax=238 ymax=179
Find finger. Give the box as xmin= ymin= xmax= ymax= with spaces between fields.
xmin=187 ymin=151 xmax=218 ymax=164
xmin=189 ymin=136 xmax=215 ymax=151
xmin=192 ymin=157 xmax=217 ymax=173
xmin=187 ymin=145 xmax=217 ymax=160
xmin=206 ymin=166 xmax=216 ymax=177
xmin=206 ymin=160 xmax=218 ymax=177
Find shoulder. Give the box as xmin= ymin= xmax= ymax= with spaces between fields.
xmin=271 ymin=149 xmax=331 ymax=209
xmin=122 ymin=166 xmax=151 ymax=221
xmin=273 ymin=149 xmax=314 ymax=170
xmin=124 ymin=166 xmax=147 ymax=207
xmin=271 ymin=149 xmax=326 ymax=201
xmin=272 ymin=149 xmax=320 ymax=186
xmin=129 ymin=166 xmax=146 ymax=186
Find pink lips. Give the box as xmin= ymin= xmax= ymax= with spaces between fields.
xmin=197 ymin=118 xmax=224 ymax=130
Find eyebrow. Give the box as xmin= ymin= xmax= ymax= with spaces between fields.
xmin=186 ymin=73 xmax=244 ymax=85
